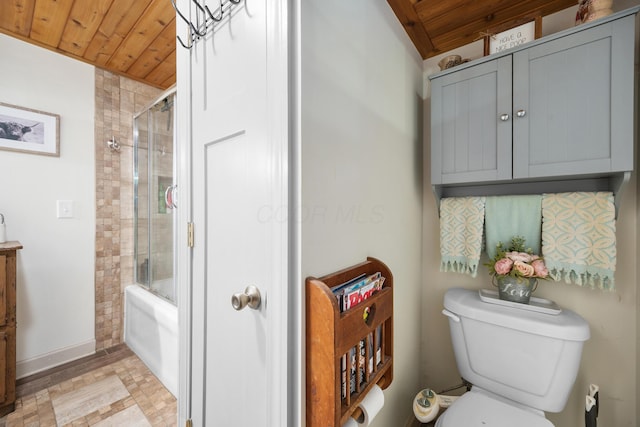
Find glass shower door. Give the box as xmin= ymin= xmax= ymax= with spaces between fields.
xmin=149 ymin=96 xmax=175 ymax=301
xmin=134 ymin=92 xmax=176 ymax=304
xmin=134 ymin=111 xmax=149 ymax=286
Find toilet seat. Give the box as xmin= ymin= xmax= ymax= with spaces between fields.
xmin=434 ymin=388 xmax=553 ymax=427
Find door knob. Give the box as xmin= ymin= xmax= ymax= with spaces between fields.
xmin=499 ymin=113 xmax=510 ymax=121
xmin=516 ymin=109 xmax=526 ymax=118
xmin=231 ymin=285 xmax=261 ymax=311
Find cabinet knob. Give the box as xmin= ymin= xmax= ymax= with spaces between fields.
xmin=499 ymin=113 xmax=510 ymax=122
xmin=516 ymin=109 xmax=527 ymax=118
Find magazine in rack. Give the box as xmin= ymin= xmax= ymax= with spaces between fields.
xmin=331 ymin=272 xmax=385 ymax=399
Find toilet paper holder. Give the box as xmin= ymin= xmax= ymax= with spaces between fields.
xmin=350 ymin=377 xmax=386 ymax=423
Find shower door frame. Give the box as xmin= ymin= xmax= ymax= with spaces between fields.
xmin=133 ymin=88 xmax=178 ymax=304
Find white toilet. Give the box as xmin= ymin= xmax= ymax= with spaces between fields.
xmin=436 ymin=287 xmax=590 ymax=426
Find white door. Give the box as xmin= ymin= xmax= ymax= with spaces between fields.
xmin=176 ymin=0 xmax=291 ymax=425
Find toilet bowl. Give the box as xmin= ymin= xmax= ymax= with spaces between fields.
xmin=437 ymin=288 xmax=590 ymax=426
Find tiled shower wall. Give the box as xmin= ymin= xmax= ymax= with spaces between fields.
xmin=94 ymin=69 xmax=162 ymax=350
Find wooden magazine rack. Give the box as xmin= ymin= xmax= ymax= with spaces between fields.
xmin=306 ymin=257 xmax=393 ymax=427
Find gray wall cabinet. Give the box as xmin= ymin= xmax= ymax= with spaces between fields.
xmin=431 ymin=56 xmax=512 ymax=185
xmin=430 ymin=8 xmax=637 ymax=206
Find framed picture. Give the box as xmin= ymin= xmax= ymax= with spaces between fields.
xmin=0 ymin=102 xmax=60 ymax=157
xmin=484 ymin=17 xmax=542 ymax=56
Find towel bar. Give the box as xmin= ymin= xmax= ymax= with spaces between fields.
xmin=433 ymin=171 xmax=630 ymax=220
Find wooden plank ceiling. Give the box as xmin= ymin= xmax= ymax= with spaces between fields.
xmin=0 ymin=0 xmax=578 ymax=89
xmin=0 ymin=0 xmax=176 ymax=89
xmin=387 ymin=0 xmax=578 ymax=59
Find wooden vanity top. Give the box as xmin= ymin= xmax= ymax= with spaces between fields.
xmin=0 ymin=241 xmax=22 ymax=251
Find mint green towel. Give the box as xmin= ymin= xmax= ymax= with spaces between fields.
xmin=485 ymin=195 xmax=542 ymax=259
xmin=542 ymin=192 xmax=616 ymax=290
xmin=440 ymin=197 xmax=486 ymax=277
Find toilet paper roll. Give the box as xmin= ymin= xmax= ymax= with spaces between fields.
xmin=358 ymin=384 xmax=385 ymax=426
xmin=342 ymin=417 xmax=359 ymax=427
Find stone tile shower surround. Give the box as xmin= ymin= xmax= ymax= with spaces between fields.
xmin=94 ymin=69 xmax=161 ymax=350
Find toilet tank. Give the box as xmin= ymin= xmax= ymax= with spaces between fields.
xmin=442 ymin=287 xmax=590 ymax=413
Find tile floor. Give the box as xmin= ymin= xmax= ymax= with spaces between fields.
xmin=0 ymin=344 xmax=176 ymax=426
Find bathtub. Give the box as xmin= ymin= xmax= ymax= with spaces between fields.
xmin=124 ymin=284 xmax=178 ymax=397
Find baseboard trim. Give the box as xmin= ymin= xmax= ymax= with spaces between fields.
xmin=16 ymin=340 xmax=96 ymax=379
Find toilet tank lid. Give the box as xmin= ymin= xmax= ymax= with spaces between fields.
xmin=444 ymin=288 xmax=590 ymax=341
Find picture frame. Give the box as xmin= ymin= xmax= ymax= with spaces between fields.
xmin=0 ymin=102 xmax=60 ymax=157
xmin=484 ymin=16 xmax=542 ymax=56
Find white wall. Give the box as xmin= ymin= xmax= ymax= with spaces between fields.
xmin=0 ymin=34 xmax=96 ymax=377
xmin=422 ymin=3 xmax=639 ymax=426
xmin=301 ymin=2 xmax=424 ymax=425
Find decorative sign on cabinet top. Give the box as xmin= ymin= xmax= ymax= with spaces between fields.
xmin=489 ymin=21 xmax=537 ymax=54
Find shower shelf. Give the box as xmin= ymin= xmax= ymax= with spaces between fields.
xmin=306 ymin=257 xmax=393 ymax=427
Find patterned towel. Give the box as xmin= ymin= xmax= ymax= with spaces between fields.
xmin=485 ymin=195 xmax=542 ymax=260
xmin=542 ymin=192 xmax=616 ymax=290
xmin=440 ymin=197 xmax=486 ymax=277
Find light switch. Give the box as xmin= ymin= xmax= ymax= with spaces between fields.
xmin=57 ymin=200 xmax=74 ymax=218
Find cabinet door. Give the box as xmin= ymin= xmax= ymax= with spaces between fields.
xmin=513 ymin=16 xmax=635 ymax=179
xmin=431 ymin=56 xmax=513 ymax=185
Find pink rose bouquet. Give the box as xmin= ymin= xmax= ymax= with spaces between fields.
xmin=485 ymin=236 xmax=549 ymax=280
